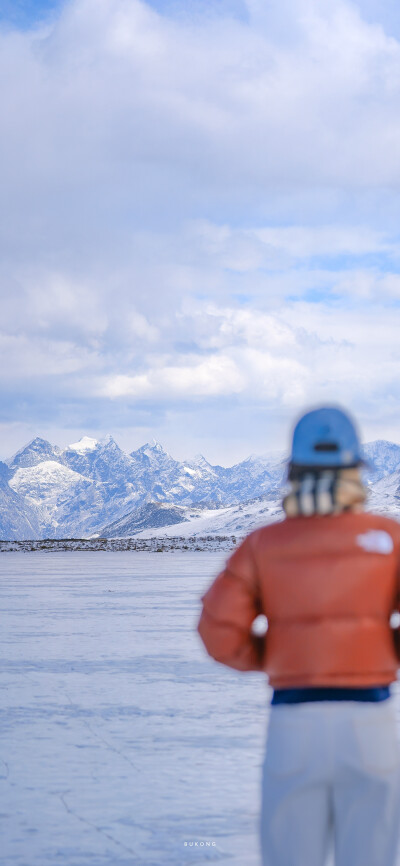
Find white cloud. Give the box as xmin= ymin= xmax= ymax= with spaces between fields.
xmin=101 ymin=353 xmax=245 ymax=399
xmin=2 ymin=0 xmax=400 ymax=216
xmin=252 ymin=226 xmax=392 ymax=260
xmin=126 ymin=312 xmax=159 ymax=342
xmin=1 ymin=0 xmax=400 ymax=459
xmin=332 ymin=269 xmax=400 ymax=300
xmin=0 ymin=333 xmax=101 ymax=379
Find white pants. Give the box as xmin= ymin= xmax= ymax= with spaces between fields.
xmin=261 ymin=698 xmax=400 ymax=866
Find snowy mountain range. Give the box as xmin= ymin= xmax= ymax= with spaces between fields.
xmin=1 ymin=435 xmax=400 ymax=540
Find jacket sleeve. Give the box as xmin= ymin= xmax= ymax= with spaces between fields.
xmin=197 ymin=533 xmax=265 ymax=672
xmin=392 ymin=524 xmax=400 ymax=663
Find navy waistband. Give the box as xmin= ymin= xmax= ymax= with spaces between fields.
xmin=271 ymin=686 xmax=391 ymax=705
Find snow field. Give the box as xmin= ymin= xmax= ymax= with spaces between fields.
xmin=0 ymin=552 xmax=270 ymax=865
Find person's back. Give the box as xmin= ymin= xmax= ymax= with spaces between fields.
xmin=197 ymin=406 xmax=400 ymax=866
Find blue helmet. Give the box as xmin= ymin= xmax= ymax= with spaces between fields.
xmin=290 ymin=406 xmax=364 ymax=469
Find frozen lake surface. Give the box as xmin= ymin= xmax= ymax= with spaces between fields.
xmin=0 ymin=552 xmax=270 ymax=866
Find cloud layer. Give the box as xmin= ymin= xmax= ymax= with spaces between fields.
xmin=1 ymin=0 xmax=400 ymax=462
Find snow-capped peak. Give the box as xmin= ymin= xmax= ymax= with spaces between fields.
xmin=7 ymin=437 xmax=62 ymax=470
xmin=150 ymin=439 xmax=166 ymax=452
xmin=140 ymin=440 xmax=169 ymax=459
xmin=68 ymin=436 xmax=98 ymax=453
xmin=189 ymin=454 xmax=213 ymax=469
xmin=99 ymin=433 xmax=116 ymax=447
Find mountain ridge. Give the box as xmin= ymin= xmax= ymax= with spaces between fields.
xmin=1 ymin=435 xmax=400 ymax=540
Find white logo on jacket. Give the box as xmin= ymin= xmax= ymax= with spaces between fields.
xmin=356 ymin=530 xmax=394 ymax=554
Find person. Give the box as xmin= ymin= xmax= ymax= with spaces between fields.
xmin=197 ymin=406 xmax=400 ymax=866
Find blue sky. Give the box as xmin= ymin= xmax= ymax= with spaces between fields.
xmin=1 ymin=0 xmax=400 ymax=464
xmin=0 ymin=1 xmax=63 ymax=27
xmin=2 ymin=0 xmax=400 ymax=32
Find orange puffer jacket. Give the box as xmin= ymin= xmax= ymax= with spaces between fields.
xmin=197 ymin=512 xmax=400 ymax=688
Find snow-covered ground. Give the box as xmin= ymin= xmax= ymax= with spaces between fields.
xmin=132 ymin=498 xmax=283 ymax=540
xmin=0 ymin=552 xmax=271 ymax=866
